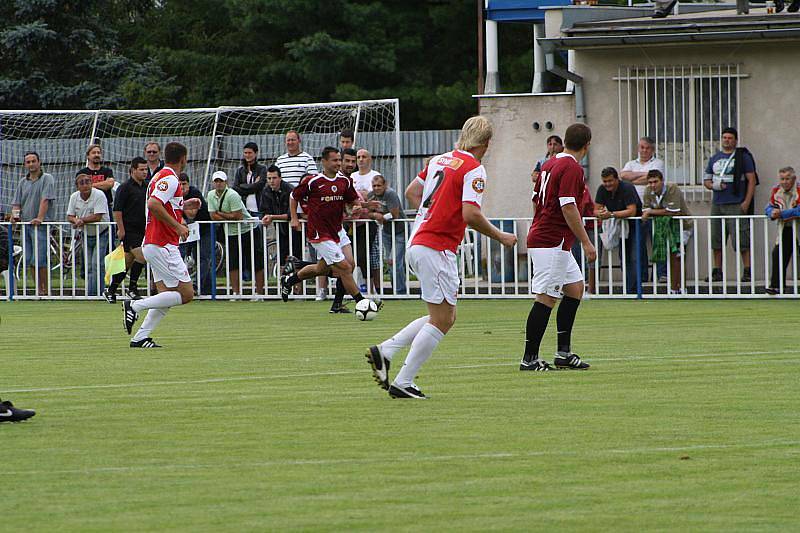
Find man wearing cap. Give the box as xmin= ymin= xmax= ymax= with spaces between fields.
xmin=206 ymin=170 xmax=264 ymax=296
xmin=232 ymin=142 xmax=268 ymax=218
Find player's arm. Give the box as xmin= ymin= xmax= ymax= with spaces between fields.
xmin=462 ymin=203 xmax=516 ymax=247
xmin=289 ymin=196 xmax=301 ymax=230
xmin=148 ymin=196 xmax=189 ymax=240
xmin=562 ymin=203 xmax=596 ymax=262
xmin=405 ymin=179 xmax=423 ymax=209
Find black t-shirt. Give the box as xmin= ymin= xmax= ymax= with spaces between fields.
xmin=146 ymin=161 xmax=165 ymax=182
xmin=113 ymin=178 xmax=147 ymax=234
xmin=183 ymin=185 xmax=211 ymax=223
xmin=595 ymin=179 xmax=642 ymax=216
xmin=77 ymin=166 xmax=115 ymax=213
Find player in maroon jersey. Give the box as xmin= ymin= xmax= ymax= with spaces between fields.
xmin=522 ymin=123 xmax=597 ymax=371
xmin=122 ymin=142 xmax=201 ymax=348
xmin=365 ymin=116 xmax=517 ymax=399
xmin=280 ymin=147 xmax=373 ymax=310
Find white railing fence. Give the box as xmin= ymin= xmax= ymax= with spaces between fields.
xmin=2 ymin=215 xmax=798 ymax=301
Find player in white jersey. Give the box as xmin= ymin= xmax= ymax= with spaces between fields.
xmin=122 ymin=142 xmax=200 ymax=347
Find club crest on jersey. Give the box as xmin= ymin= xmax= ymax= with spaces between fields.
xmin=437 ymin=156 xmax=464 ymax=170
xmin=157 ymin=180 xmax=169 ymax=191
xmin=331 ymin=185 xmax=338 ymax=193
xmin=471 ymin=177 xmax=485 ymax=193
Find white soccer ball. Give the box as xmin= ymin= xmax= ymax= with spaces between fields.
xmin=354 ymin=298 xmax=379 ymax=321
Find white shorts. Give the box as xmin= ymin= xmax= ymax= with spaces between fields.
xmin=529 ymin=246 xmax=584 ymax=298
xmin=143 ymin=244 xmax=191 ymax=288
xmin=337 ymin=228 xmax=351 ymax=248
xmin=407 ymin=244 xmax=459 ymax=306
xmin=311 ymin=239 xmax=345 ymax=266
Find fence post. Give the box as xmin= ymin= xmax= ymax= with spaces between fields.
xmin=635 ymin=218 xmax=642 ymax=299
xmin=210 ymin=222 xmax=217 ymax=300
xmin=6 ymin=224 xmax=13 ymax=302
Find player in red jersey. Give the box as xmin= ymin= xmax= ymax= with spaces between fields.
xmin=280 ymin=147 xmax=373 ymax=309
xmin=365 ymin=116 xmax=517 ymax=399
xmin=521 ymin=123 xmax=597 ymax=371
xmin=122 ymin=142 xmax=200 ymax=348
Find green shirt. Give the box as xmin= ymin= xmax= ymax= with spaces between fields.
xmin=206 ymin=187 xmax=259 ymax=237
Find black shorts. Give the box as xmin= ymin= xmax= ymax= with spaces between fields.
xmin=123 ymin=232 xmax=144 ymax=252
xmin=227 ymin=230 xmax=264 ymax=272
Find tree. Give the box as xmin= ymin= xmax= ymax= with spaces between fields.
xmin=0 ymin=0 xmax=177 ymax=109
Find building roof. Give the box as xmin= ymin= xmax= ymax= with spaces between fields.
xmin=540 ymin=8 xmax=800 ymax=49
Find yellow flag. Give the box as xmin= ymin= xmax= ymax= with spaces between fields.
xmin=104 ymin=245 xmax=127 ymax=284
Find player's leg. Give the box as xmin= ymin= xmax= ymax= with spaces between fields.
xmin=331 ymin=243 xmax=354 ymax=313
xmin=130 ymin=280 xmax=193 ymax=347
xmin=127 ymin=246 xmax=146 ymax=299
xmin=522 ymin=247 xmax=561 ymax=371
xmin=105 ymin=250 xmax=133 ymax=303
xmin=551 ymin=249 xmax=590 ymax=370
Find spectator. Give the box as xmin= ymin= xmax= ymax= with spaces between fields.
xmin=595 ymin=166 xmax=644 ymax=293
xmin=353 ymin=148 xmax=380 ymax=194
xmin=179 ymin=173 xmax=214 ymax=295
xmin=765 ymin=167 xmax=800 ymax=295
xmin=531 ymin=135 xmax=563 ymax=182
xmin=702 ymin=127 xmax=756 ymax=283
xmin=641 ymin=169 xmax=691 ymax=293
xmin=339 ymin=129 xmax=355 ymax=151
xmin=10 ymin=151 xmax=55 ymax=296
xmin=143 ymin=142 xmax=164 ymax=182
xmin=107 ymin=157 xmax=148 ymax=303
xmin=342 ymin=148 xmax=372 ymax=286
xmin=232 ymin=142 xmax=267 ymax=217
xmin=206 ymin=171 xmax=264 ymax=296
xmin=260 ymin=165 xmax=301 ymax=266
xmin=620 ymin=137 xmax=665 ymax=201
xmin=570 ymin=179 xmax=596 ymax=295
xmin=275 ymin=130 xmax=317 ymax=187
xmin=67 ymin=174 xmax=110 ymax=296
xmin=77 ymin=144 xmax=115 ymax=214
xmin=367 ymin=174 xmax=407 ymax=295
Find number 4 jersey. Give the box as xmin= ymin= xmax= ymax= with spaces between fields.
xmin=409 ymin=150 xmax=487 ymax=253
xmin=527 ymin=152 xmax=585 ymax=251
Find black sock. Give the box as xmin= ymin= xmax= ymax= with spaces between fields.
xmin=524 ymin=301 xmax=553 ymax=362
xmin=332 ymin=279 xmax=346 ymax=308
xmin=352 ymin=292 xmax=364 ymax=303
xmin=109 ymin=271 xmax=126 ymax=291
xmin=556 ymin=296 xmax=581 ymax=354
xmin=286 ymin=273 xmax=301 ymax=286
xmin=128 ymin=261 xmax=144 ymax=289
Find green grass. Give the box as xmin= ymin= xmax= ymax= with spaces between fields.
xmin=0 ymin=299 xmax=797 ymax=531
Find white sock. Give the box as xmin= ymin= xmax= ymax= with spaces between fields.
xmin=132 ymin=308 xmax=168 ymax=342
xmin=392 ymin=323 xmax=444 ymax=388
xmin=131 ymin=290 xmax=182 ymax=313
xmin=378 ymin=315 xmax=429 ymax=361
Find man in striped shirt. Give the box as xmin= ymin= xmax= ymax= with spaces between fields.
xmin=275 ymin=130 xmax=317 ymax=187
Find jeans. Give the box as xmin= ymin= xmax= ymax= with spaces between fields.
xmin=770 ymin=225 xmax=799 ymax=288
xmin=180 ymin=228 xmax=214 ymax=295
xmin=83 ymin=230 xmax=108 ymax=296
xmin=382 ymin=231 xmax=407 ymax=295
xmin=23 ymin=224 xmax=49 ymax=268
xmin=622 ymin=221 xmax=647 ymax=293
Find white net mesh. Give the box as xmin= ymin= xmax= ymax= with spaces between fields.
xmin=0 ymin=99 xmax=399 ymax=219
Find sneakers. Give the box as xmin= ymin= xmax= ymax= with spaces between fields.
xmin=0 ymin=398 xmax=36 ymax=423
xmin=388 ymin=384 xmax=427 ymax=399
xmin=330 ymin=304 xmax=351 ymax=314
xmin=315 ymin=288 xmax=328 ymax=301
xmin=705 ymin=268 xmax=723 ymax=282
xmin=279 ymin=274 xmax=292 ymax=302
xmin=365 ymin=345 xmax=391 ymax=390
xmin=123 ymin=300 xmax=139 ymax=334
xmin=102 ymin=287 xmax=117 ymax=304
xmin=765 ymin=287 xmax=780 ymax=295
xmin=519 ymin=359 xmax=553 ymax=371
xmin=283 ymin=256 xmax=299 ymax=276
xmin=130 ymin=337 xmax=162 ymax=348
xmin=126 ymin=287 xmax=142 ymax=300
xmin=554 ymin=353 xmax=591 ymax=370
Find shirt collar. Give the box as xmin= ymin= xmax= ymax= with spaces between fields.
xmin=555 ymin=152 xmax=577 ymax=162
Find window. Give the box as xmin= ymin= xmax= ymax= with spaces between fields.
xmin=617 ymin=64 xmax=744 ymax=191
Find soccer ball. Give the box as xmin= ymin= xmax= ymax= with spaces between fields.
xmin=354 ymin=299 xmax=379 ymax=321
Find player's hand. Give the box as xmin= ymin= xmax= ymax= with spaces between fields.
xmin=499 ymin=232 xmax=517 ymax=248
xmin=583 ymin=242 xmax=597 ymax=263
xmin=117 ymin=228 xmax=125 ymax=241
xmin=184 ymin=198 xmax=201 ymax=211
xmin=177 ymin=224 xmax=190 ymax=241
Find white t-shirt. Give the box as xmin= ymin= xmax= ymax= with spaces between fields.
xmin=352 ymin=169 xmax=380 ymax=195
xmin=67 ymin=188 xmax=110 ymax=236
xmin=622 ymin=157 xmax=665 ymax=200
xmin=275 ymin=151 xmax=317 ymax=187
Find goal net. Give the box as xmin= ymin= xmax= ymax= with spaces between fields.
xmin=0 ymin=99 xmax=400 ymax=220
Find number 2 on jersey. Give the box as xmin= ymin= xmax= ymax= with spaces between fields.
xmin=421 ymin=170 xmax=445 ymax=209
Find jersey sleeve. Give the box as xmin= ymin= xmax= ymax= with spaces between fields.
xmin=150 ymin=175 xmax=179 ymax=205
xmin=112 ymin=184 xmax=127 ymax=212
xmin=557 ymin=165 xmax=584 ymax=207
xmin=291 ymin=178 xmax=310 ymax=202
xmin=344 ymin=180 xmax=359 ymax=203
xmin=462 ymin=165 xmax=487 ymax=207
xmin=414 ymin=168 xmax=427 ymax=185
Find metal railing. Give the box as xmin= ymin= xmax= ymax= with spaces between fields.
xmin=3 ymin=215 xmax=798 ymax=301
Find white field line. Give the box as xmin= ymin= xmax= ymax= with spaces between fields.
xmin=0 ymin=439 xmax=797 ymax=477
xmin=1 ymin=350 xmax=797 ymax=395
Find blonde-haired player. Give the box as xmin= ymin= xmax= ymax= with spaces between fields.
xmin=365 ymin=116 xmax=517 ymax=399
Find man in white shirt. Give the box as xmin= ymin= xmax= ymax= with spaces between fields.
xmin=67 ymin=174 xmax=111 ymax=296
xmin=353 ymin=149 xmax=381 ymax=195
xmin=620 ymin=137 xmax=665 ymax=202
xmin=275 ymin=130 xmax=317 ymax=187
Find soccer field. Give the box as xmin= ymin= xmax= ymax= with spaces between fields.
xmin=1 ymin=299 xmax=797 ymax=531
